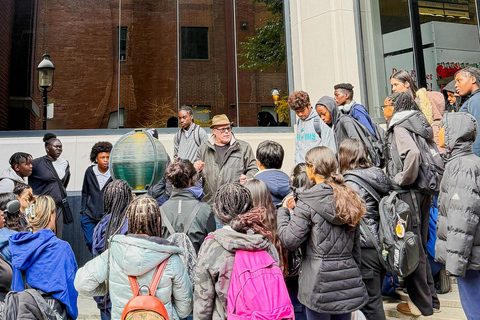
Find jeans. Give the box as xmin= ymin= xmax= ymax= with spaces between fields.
xmin=306 ymin=308 xmax=351 ymax=320
xmin=360 ymin=248 xmax=386 ymax=320
xmin=81 ymin=213 xmax=98 ymax=253
xmin=100 ymin=308 xmax=111 ymax=320
xmin=457 ymin=270 xmax=480 ymax=320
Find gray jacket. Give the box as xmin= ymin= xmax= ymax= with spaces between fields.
xmin=277 ymin=183 xmax=368 ymax=314
xmin=295 ymin=107 xmax=336 ymax=164
xmin=160 ymin=189 xmax=216 ymax=253
xmin=195 ymin=135 xmax=258 ymax=205
xmin=0 ymin=167 xmax=26 ymax=193
xmin=436 ymin=112 xmax=480 ymax=277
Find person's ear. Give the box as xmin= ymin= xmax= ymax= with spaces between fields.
xmin=471 ymin=76 xmax=477 ymax=84
xmin=405 ymin=81 xmax=410 ymax=88
xmin=13 ymin=164 xmax=20 ymax=173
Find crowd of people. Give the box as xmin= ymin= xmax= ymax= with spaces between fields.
xmin=0 ymin=66 xmax=479 ymax=320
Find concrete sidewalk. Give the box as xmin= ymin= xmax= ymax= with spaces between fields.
xmin=77 ymin=294 xmax=101 ymax=320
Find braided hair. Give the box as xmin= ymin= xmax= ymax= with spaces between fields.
xmin=127 ymin=195 xmax=162 ymax=237
xmin=387 ymin=92 xmax=420 ymax=114
xmin=103 ymin=180 xmax=133 ymax=250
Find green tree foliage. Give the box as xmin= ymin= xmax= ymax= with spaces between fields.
xmin=238 ymin=0 xmax=285 ymax=71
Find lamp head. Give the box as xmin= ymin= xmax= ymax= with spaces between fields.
xmin=271 ymin=88 xmax=280 ymax=102
xmin=38 ymin=53 xmax=55 ymax=89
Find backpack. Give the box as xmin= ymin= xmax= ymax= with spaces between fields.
xmin=227 ymin=250 xmax=294 ymax=319
xmin=349 ymin=118 xmax=385 ymax=168
xmin=344 ymin=174 xmax=420 ymax=277
xmin=160 ymin=202 xmax=201 ymax=286
xmin=121 ymin=259 xmax=170 ymax=320
xmin=175 ymin=124 xmax=202 ymax=148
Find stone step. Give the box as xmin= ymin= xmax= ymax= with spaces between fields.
xmin=395 ymin=289 xmax=463 ymax=308
xmin=384 ymin=298 xmax=467 ymax=320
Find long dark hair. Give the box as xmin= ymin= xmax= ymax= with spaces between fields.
xmin=305 ymin=147 xmax=365 ymax=226
xmin=338 ymin=138 xmax=371 ymax=174
xmin=103 ymin=180 xmax=133 ymax=250
xmin=0 ymin=192 xmax=23 ymax=232
xmin=391 ymin=70 xmax=418 ymax=98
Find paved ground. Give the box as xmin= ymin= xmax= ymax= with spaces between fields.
xmin=77 ymin=294 xmax=101 ymax=320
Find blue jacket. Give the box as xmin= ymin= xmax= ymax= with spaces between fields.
xmin=9 ymin=229 xmax=78 ymax=319
xmin=255 ymin=169 xmax=291 ymax=207
xmin=459 ymin=89 xmax=480 ymax=156
xmin=92 ymin=214 xmax=128 ymax=257
xmin=0 ymin=228 xmax=17 ymax=264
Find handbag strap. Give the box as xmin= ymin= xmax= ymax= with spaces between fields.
xmin=46 ymin=159 xmax=68 ymax=200
xmin=127 ymin=258 xmax=169 ymax=296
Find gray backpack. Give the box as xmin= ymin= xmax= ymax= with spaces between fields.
xmin=160 ymin=202 xmax=201 ymax=286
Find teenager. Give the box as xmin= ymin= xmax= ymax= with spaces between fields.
xmin=0 ymin=193 xmax=19 ymax=264
xmin=9 ymin=195 xmax=78 ymax=319
xmin=277 ymin=146 xmax=368 ymax=320
xmin=80 ymin=141 xmax=113 ymax=252
xmin=0 ymin=152 xmax=33 ymax=193
xmin=435 ymin=112 xmax=480 ymax=319
xmin=339 ymin=138 xmax=390 ymax=320
xmin=174 ymin=106 xmax=207 ymax=162
xmin=29 ymin=133 xmax=70 ymax=238
xmin=75 ymin=196 xmax=193 ymax=320
xmin=161 ymin=159 xmax=215 ymax=253
xmin=384 ymin=92 xmax=440 ymax=316
xmin=193 ymin=183 xmax=279 ymax=320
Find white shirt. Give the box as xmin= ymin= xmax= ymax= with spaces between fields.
xmin=93 ymin=165 xmax=111 ymax=190
xmin=52 ymin=158 xmax=68 ymax=180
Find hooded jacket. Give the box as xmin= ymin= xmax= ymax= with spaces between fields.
xmin=277 ymin=183 xmax=368 ymax=314
xmin=340 ymin=101 xmax=376 ymax=137
xmin=193 ymin=227 xmax=279 ymax=320
xmin=442 ymin=80 xmax=459 ymax=113
xmin=460 ymin=89 xmax=480 ymax=157
xmin=195 ymin=135 xmax=258 ymax=205
xmin=160 ymin=187 xmax=216 ymax=253
xmin=317 ymin=96 xmax=363 ymax=150
xmin=435 ymin=112 xmax=480 ymax=277
xmin=254 ymin=169 xmax=291 ymax=207
xmin=0 ymin=228 xmax=17 ymax=263
xmin=385 ymin=110 xmax=433 ymax=188
xmin=344 ymin=167 xmax=390 ymax=248
xmin=0 ymin=167 xmax=26 ymax=193
xmin=295 ymin=107 xmax=336 ymax=164
xmin=75 ymin=234 xmax=193 ymax=320
xmin=9 ymin=229 xmax=78 ymax=319
xmin=416 ymin=89 xmax=445 ymax=153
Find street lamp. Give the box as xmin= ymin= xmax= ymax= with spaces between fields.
xmin=271 ymin=88 xmax=280 ymax=106
xmin=37 ymin=53 xmax=55 ymax=130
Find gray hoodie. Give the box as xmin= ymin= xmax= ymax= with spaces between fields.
xmin=436 ymin=112 xmax=480 ymax=276
xmin=0 ymin=167 xmax=26 ymax=193
xmin=295 ymin=107 xmax=336 ymax=164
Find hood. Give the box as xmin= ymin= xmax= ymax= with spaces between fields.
xmin=442 ymin=80 xmax=456 ymax=95
xmin=316 ymin=96 xmax=341 ymax=127
xmin=211 ymin=227 xmax=272 ymax=253
xmin=0 ymin=167 xmax=25 ymax=184
xmin=344 ymin=167 xmax=390 ymax=195
xmin=254 ymin=170 xmax=290 ymax=198
xmin=443 ymin=112 xmax=477 ymax=159
xmin=388 ymin=110 xmax=433 ymax=140
xmin=110 ymin=234 xmax=182 ymax=277
xmin=296 ymin=183 xmax=345 ymax=225
xmin=185 ymin=186 xmax=204 ymax=200
xmin=9 ymin=229 xmax=58 ymax=271
xmin=426 ymin=91 xmax=445 ymax=121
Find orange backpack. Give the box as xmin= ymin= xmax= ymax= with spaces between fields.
xmin=121 ymin=258 xmax=170 ymax=320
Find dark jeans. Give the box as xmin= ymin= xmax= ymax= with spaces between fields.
xmin=399 ymin=192 xmax=439 ymax=316
xmin=81 ymin=213 xmax=98 ymax=253
xmin=100 ymin=308 xmax=111 ymax=320
xmin=458 ymin=270 xmax=480 ymax=320
xmin=360 ymin=248 xmax=386 ymax=320
xmin=286 ymin=276 xmax=307 ymax=320
xmin=306 ymin=308 xmax=351 ymax=320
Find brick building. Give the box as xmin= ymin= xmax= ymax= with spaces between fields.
xmin=2 ymin=0 xmax=288 ymax=130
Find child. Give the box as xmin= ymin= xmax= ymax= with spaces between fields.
xmin=254 ymin=140 xmax=290 ymax=207
xmin=13 ymin=183 xmax=33 ymax=229
xmin=277 ymin=146 xmax=367 ymax=320
xmin=435 ymin=112 xmax=480 ymax=319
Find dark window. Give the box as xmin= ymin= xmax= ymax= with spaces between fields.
xmin=181 ymin=27 xmax=209 ymax=60
xmin=120 ymin=27 xmax=127 ymax=61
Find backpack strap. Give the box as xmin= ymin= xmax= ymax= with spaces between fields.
xmin=344 ymin=174 xmax=382 ymax=203
xmin=160 ymin=206 xmax=176 ymax=235
xmin=127 ymin=258 xmax=169 ymax=297
xmin=193 ymin=124 xmax=201 ymax=147
xmin=175 ymin=129 xmax=182 ymax=147
xmin=183 ymin=202 xmax=202 ymax=233
xmin=313 ymin=118 xmax=322 ymax=139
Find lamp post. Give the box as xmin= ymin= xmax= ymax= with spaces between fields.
xmin=271 ymin=88 xmax=280 ymax=106
xmin=37 ymin=53 xmax=55 ymax=130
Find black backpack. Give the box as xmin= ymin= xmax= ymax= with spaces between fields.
xmin=349 ymin=118 xmax=385 ymax=168
xmin=344 ymin=174 xmax=420 ymax=277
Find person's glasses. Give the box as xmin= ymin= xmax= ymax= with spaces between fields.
xmin=380 ymin=105 xmax=393 ymax=111
xmin=214 ymin=126 xmax=232 ymax=133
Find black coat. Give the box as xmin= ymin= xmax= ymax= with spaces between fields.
xmin=80 ymin=165 xmax=112 ymax=220
xmin=277 ymin=183 xmax=368 ymax=314
xmin=29 ymin=156 xmax=70 ymax=206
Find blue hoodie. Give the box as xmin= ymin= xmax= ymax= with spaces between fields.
xmin=255 ymin=169 xmax=290 ymax=207
xmin=9 ymin=229 xmax=78 ymax=319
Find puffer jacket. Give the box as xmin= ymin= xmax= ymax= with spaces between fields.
xmin=436 ymin=112 xmax=480 ymax=277
xmin=195 ymin=135 xmax=258 ymax=205
xmin=385 ymin=110 xmax=433 ymax=189
xmin=317 ymin=96 xmax=363 ymax=150
xmin=344 ymin=167 xmax=390 ymax=248
xmin=74 ymin=234 xmax=193 ymax=320
xmin=193 ymin=227 xmax=279 ymax=320
xmin=277 ymin=183 xmax=368 ymax=314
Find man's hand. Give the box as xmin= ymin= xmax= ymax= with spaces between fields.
xmin=194 ymin=160 xmax=205 ymax=172
xmin=239 ymin=174 xmax=248 ymax=184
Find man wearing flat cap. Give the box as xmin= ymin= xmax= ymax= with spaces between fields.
xmin=194 ymin=114 xmax=258 ymax=205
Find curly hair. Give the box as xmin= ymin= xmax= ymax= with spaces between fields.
xmin=305 ymin=147 xmax=365 ymax=227
xmin=288 ymin=91 xmax=310 ymax=111
xmin=127 ymin=195 xmax=162 ymax=237
xmin=338 ymin=138 xmax=371 ymax=174
xmin=90 ymin=141 xmax=113 ymax=163
xmin=166 ymin=159 xmax=197 ymax=189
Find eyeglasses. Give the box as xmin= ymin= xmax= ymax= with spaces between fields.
xmin=380 ymin=105 xmax=393 ymax=111
xmin=214 ymin=126 xmax=232 ymax=133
